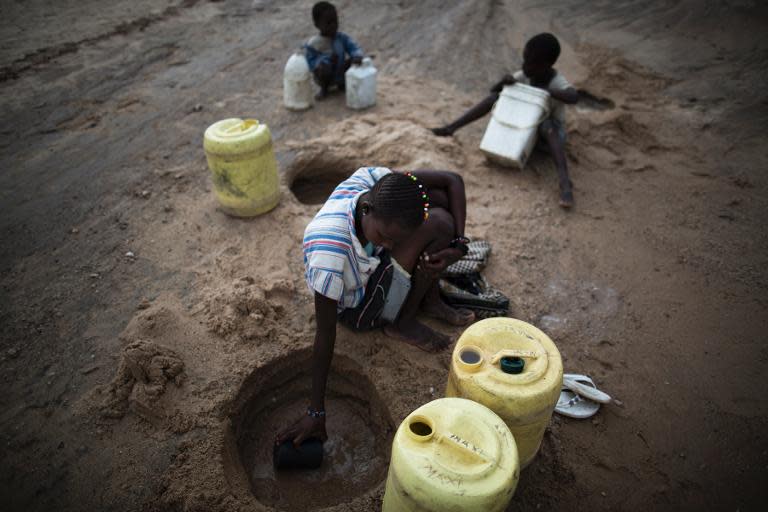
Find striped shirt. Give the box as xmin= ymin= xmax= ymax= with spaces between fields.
xmin=303 ymin=167 xmax=392 ymax=310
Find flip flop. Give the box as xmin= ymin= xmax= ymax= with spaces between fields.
xmin=563 ymin=373 xmax=612 ymax=404
xmin=555 ymin=374 xmax=600 ymax=419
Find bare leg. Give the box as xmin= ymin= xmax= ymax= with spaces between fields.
xmin=432 ymin=93 xmax=499 ymax=137
xmin=384 ymin=208 xmax=473 ymax=352
xmin=421 ymin=281 xmax=475 ymax=326
xmin=337 ymin=58 xmax=352 ymax=91
xmin=540 ymin=119 xmax=574 ymax=208
xmin=312 ymin=62 xmax=333 ymax=100
xmin=383 ymin=267 xmax=450 ymax=352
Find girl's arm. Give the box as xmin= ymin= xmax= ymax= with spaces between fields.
xmin=276 ymin=292 xmax=337 ymax=446
xmin=310 ymin=292 xmax=337 ymax=413
xmin=408 ymin=170 xmax=467 ymax=238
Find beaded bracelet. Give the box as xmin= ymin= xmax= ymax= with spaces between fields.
xmin=450 ymin=236 xmax=471 ymax=256
xmin=404 ymin=171 xmax=430 ymax=221
xmin=307 ymin=407 xmax=326 ymax=418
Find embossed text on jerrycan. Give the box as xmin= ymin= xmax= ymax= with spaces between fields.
xmin=446 ymin=317 xmax=563 ymax=468
xmin=382 ymin=397 xmax=519 ymax=512
xmin=203 ymin=118 xmax=280 ymax=217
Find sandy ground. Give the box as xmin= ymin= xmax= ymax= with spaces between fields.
xmin=1 ymin=0 xmax=768 ymax=510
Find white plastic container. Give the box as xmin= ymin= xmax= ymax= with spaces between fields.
xmin=479 ymin=83 xmax=550 ymax=168
xmin=345 ymin=57 xmax=377 ymax=110
xmin=283 ymin=52 xmax=313 ymax=111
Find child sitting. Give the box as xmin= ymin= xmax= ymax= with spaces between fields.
xmin=304 ymin=1 xmax=365 ymax=99
xmin=277 ymin=167 xmax=474 ymax=446
xmin=432 ymin=33 xmax=579 ymax=208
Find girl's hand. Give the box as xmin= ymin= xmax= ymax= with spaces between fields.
xmin=276 ymin=414 xmax=327 ymax=447
xmin=419 ymin=247 xmax=464 ymax=275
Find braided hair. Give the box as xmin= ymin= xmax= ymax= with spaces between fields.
xmin=368 ymin=173 xmax=428 ymax=230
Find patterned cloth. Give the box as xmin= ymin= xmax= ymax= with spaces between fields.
xmin=440 ymin=240 xmax=509 ymax=318
xmin=303 ymin=167 xmax=392 ymax=311
xmin=439 ymin=275 xmax=510 ymax=319
xmin=444 ymin=240 xmax=492 ymax=276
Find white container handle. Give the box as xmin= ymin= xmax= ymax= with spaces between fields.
xmin=354 ymin=56 xmax=373 ymax=67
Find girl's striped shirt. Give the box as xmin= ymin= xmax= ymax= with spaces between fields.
xmin=303 ymin=167 xmax=392 ymax=310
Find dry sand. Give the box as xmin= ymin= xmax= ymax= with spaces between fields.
xmin=1 ymin=1 xmax=767 ymax=511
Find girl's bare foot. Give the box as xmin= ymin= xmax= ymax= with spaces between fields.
xmin=383 ymin=318 xmax=451 ymax=353
xmin=422 ymin=300 xmax=475 ymax=326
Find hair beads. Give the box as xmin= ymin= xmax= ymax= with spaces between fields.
xmin=369 ymin=172 xmax=426 ymax=229
xmin=405 ymin=172 xmax=430 ymax=220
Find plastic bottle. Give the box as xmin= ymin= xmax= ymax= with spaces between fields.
xmin=445 ymin=317 xmax=563 ymax=468
xmin=203 ymin=118 xmax=280 ymax=217
xmin=283 ymin=52 xmax=313 ymax=111
xmin=382 ymin=397 xmax=519 ymax=512
xmin=345 ymin=57 xmax=377 ymax=110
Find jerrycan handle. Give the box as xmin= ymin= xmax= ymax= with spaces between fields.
xmin=435 ymin=431 xmax=492 ymax=465
xmin=490 ymin=349 xmax=540 ymax=365
xmin=407 ymin=416 xmax=491 ymax=465
xmin=224 ymin=119 xmax=258 ymax=134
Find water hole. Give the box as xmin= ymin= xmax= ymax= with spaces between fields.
xmin=288 ymin=156 xmax=358 ymax=205
xmin=225 ymin=349 xmax=393 ymax=511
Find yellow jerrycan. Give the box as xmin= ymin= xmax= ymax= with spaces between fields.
xmin=203 ymin=118 xmax=280 ymax=217
xmin=382 ymin=397 xmax=519 ymax=512
xmin=446 ymin=317 xmax=563 ymax=468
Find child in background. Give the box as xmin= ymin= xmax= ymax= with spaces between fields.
xmin=305 ymin=2 xmax=365 ymax=99
xmin=277 ymin=167 xmax=475 ymax=446
xmin=432 ymin=33 xmax=579 ymax=208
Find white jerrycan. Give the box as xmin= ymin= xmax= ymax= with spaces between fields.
xmin=479 ymin=83 xmax=550 ymax=168
xmin=345 ymin=57 xmax=377 ymax=110
xmin=283 ymin=52 xmax=313 ymax=111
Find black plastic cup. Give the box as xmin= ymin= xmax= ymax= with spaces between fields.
xmin=273 ymin=438 xmax=324 ymax=470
